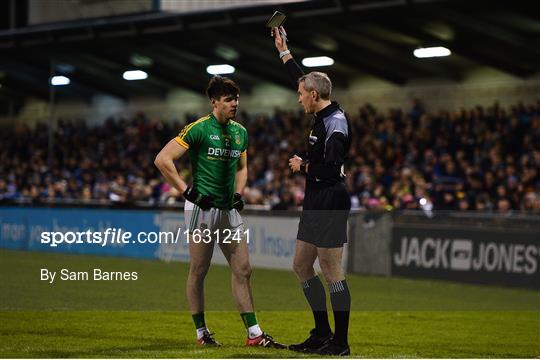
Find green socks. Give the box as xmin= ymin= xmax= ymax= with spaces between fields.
xmin=240 ymin=312 xmax=258 ymax=328
xmin=192 ymin=312 xmax=206 ymax=329
xmin=194 ymin=312 xmax=262 ymax=339
xmin=241 ymin=312 xmax=263 ymax=339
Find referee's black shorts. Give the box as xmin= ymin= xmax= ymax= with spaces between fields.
xmin=297 ymin=182 xmax=351 ymax=248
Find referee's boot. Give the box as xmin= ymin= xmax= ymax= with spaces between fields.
xmin=197 ymin=330 xmax=221 ymax=346
xmin=288 ymin=328 xmax=333 ymax=353
xmin=316 ymin=339 xmax=350 ymax=356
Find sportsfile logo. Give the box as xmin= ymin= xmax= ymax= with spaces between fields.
xmin=393 ymin=237 xmax=538 ymax=274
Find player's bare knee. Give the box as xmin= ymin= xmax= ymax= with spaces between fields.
xmin=189 ymin=262 xmax=210 ymax=280
xmin=233 ymin=263 xmax=252 ymax=280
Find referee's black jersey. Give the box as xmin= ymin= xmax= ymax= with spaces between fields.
xmin=284 ymin=58 xmax=352 ymax=189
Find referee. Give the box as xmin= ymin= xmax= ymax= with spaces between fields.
xmin=272 ymin=26 xmax=352 ymax=356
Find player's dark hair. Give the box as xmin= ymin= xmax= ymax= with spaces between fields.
xmin=206 ymin=76 xmax=240 ymax=100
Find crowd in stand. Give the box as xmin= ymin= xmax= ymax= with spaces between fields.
xmin=1 ymin=99 xmax=539 ymax=213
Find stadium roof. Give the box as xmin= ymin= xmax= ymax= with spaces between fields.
xmin=0 ymin=0 xmax=539 ymax=102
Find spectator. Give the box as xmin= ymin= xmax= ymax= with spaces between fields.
xmin=1 ymin=99 xmax=539 ymax=213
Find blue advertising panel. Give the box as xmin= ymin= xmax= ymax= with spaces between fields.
xmin=0 ymin=207 xmax=184 ymax=259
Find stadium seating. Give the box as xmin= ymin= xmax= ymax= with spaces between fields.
xmin=1 ymin=100 xmax=539 ymax=212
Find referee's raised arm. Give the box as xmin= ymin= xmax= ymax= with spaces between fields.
xmin=272 ymin=26 xmax=304 ymax=89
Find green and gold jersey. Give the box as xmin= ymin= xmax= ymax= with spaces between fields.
xmin=175 ymin=113 xmax=248 ymax=209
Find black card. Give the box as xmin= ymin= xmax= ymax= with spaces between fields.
xmin=266 ymin=11 xmax=286 ymax=28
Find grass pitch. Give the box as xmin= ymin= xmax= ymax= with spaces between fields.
xmin=1 ymin=249 xmax=539 ymax=358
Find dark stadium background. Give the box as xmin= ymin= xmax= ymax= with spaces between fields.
xmin=0 ymin=0 xmax=539 ymax=358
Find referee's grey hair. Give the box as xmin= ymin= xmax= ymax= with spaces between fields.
xmin=299 ymin=72 xmax=332 ymax=100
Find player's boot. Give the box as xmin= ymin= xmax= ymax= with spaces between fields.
xmin=288 ymin=328 xmax=333 ymax=353
xmin=197 ymin=330 xmax=221 ymax=346
xmin=316 ymin=340 xmax=350 ymax=356
xmin=246 ymin=332 xmax=286 ymax=349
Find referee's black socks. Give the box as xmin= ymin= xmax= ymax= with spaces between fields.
xmin=301 ymin=275 xmax=332 ymax=336
xmin=329 ymin=279 xmax=351 ymax=346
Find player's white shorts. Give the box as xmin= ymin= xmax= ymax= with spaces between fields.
xmin=184 ymin=200 xmax=244 ymax=234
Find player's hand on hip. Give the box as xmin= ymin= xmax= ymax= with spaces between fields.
xmin=231 ymin=192 xmax=244 ymax=211
xmin=272 ymin=26 xmax=288 ymax=52
xmin=289 ymin=155 xmax=302 ymax=173
xmin=183 ymin=186 xmax=214 ymax=211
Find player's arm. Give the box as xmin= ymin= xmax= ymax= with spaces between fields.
xmin=272 ymin=26 xmax=304 ymax=88
xmin=231 ymin=152 xmax=247 ymax=211
xmin=154 ymin=139 xmax=189 ymax=193
xmin=235 ymin=153 xmax=247 ymax=194
xmin=155 ymin=138 xmax=214 ymax=209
